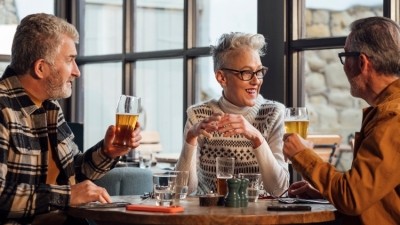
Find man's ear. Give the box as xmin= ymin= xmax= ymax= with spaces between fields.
xmin=359 ymin=53 xmax=371 ymax=73
xmin=32 ymin=59 xmax=47 ymax=79
xmin=216 ymin=70 xmax=227 ymax=87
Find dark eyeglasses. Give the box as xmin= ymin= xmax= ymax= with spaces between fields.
xmin=338 ymin=52 xmax=361 ymax=65
xmin=220 ymin=66 xmax=268 ymax=81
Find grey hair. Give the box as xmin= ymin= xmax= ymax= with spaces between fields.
xmin=10 ymin=13 xmax=79 ymax=75
xmin=210 ymin=32 xmax=266 ymax=72
xmin=348 ymin=16 xmax=400 ymax=76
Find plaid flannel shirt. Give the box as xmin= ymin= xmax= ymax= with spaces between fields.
xmin=0 ymin=67 xmax=118 ymax=224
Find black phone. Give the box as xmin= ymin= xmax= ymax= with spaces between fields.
xmin=267 ymin=205 xmax=312 ymax=211
xmin=77 ymin=201 xmax=130 ymax=209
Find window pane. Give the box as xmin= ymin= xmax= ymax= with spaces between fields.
xmin=83 ymin=0 xmax=123 ymax=55
xmin=303 ymin=0 xmax=383 ymax=38
xmin=135 ymin=59 xmax=183 ymax=153
xmin=83 ymin=62 xmax=122 ymax=149
xmin=195 ymin=0 xmax=257 ymax=47
xmin=0 ymin=62 xmax=9 ymax=74
xmin=0 ymin=0 xmax=54 ymax=55
xmin=303 ymin=49 xmax=367 ymax=142
xmin=194 ymin=56 xmax=221 ymax=103
xmin=134 ymin=0 xmax=183 ymax=52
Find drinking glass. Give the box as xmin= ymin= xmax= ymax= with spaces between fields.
xmin=152 ymin=171 xmax=189 ymax=206
xmin=171 ymin=171 xmax=189 ymax=204
xmin=113 ymin=95 xmax=141 ymax=147
xmin=216 ymin=157 xmax=235 ymax=196
xmin=153 ymin=172 xmax=176 ymax=206
xmin=238 ymin=173 xmax=261 ymax=202
xmin=284 ymin=107 xmax=309 ymax=139
xmin=139 ymin=151 xmax=152 ymax=169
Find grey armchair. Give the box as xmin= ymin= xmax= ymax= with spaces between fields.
xmin=94 ymin=167 xmax=153 ymax=196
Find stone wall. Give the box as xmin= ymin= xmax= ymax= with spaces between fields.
xmin=304 ymin=5 xmax=381 ymax=143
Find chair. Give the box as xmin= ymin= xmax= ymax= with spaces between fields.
xmin=93 ymin=167 xmax=153 ymax=196
xmin=136 ymin=130 xmax=163 ymax=154
xmin=67 ymin=122 xmax=84 ymax=151
xmin=306 ymin=134 xmax=342 ymax=164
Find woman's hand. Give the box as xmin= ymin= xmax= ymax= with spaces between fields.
xmin=102 ymin=122 xmax=142 ymax=159
xmin=217 ymin=113 xmax=264 ymax=148
xmin=186 ymin=113 xmax=223 ymax=145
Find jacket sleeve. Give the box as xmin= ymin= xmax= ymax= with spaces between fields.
xmin=291 ymin=107 xmax=400 ymax=215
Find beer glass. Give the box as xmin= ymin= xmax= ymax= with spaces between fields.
xmin=216 ymin=157 xmax=235 ymax=196
xmin=113 ymin=95 xmax=141 ymax=147
xmin=284 ymin=107 xmax=309 ymax=139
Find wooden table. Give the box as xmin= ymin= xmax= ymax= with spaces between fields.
xmin=68 ymin=196 xmax=338 ymax=225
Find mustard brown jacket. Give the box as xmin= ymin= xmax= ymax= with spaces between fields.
xmin=292 ymin=79 xmax=400 ymax=224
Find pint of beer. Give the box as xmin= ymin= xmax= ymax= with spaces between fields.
xmin=113 ymin=95 xmax=141 ymax=147
xmin=216 ymin=157 xmax=235 ymax=196
xmin=284 ymin=120 xmax=309 ymax=139
xmin=217 ymin=175 xmax=233 ymax=197
xmin=284 ymin=107 xmax=309 ymax=139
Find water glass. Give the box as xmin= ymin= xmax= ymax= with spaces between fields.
xmin=139 ymin=151 xmax=152 ymax=169
xmin=238 ymin=173 xmax=261 ymax=202
xmin=153 ymin=172 xmax=175 ymax=206
xmin=152 ymin=171 xmax=188 ymax=206
xmin=171 ymin=171 xmax=189 ymax=202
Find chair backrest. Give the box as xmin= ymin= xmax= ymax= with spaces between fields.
xmin=93 ymin=167 xmax=153 ymax=196
xmin=306 ymin=134 xmax=341 ymax=164
xmin=67 ymin=122 xmax=84 ymax=151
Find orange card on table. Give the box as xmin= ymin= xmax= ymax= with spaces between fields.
xmin=126 ymin=204 xmax=184 ymax=213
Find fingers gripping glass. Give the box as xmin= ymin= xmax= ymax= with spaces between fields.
xmin=220 ymin=66 xmax=268 ymax=81
xmin=338 ymin=52 xmax=360 ymax=65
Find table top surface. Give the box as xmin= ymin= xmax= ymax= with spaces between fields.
xmin=68 ymin=196 xmax=337 ymax=225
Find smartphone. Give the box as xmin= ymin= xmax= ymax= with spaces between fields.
xmin=267 ymin=205 xmax=312 ymax=211
xmin=77 ymin=201 xmax=130 ymax=209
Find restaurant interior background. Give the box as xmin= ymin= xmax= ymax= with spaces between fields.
xmin=0 ymin=0 xmax=399 ymax=167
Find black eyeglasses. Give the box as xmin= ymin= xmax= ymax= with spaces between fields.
xmin=220 ymin=66 xmax=268 ymax=81
xmin=338 ymin=52 xmax=361 ymax=65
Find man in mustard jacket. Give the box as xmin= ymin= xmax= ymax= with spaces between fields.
xmin=283 ymin=16 xmax=400 ymax=224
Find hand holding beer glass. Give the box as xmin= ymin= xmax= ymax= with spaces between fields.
xmin=284 ymin=107 xmax=309 ymax=139
xmin=216 ymin=157 xmax=235 ymax=196
xmin=113 ymin=95 xmax=141 ymax=147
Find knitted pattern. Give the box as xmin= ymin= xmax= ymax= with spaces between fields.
xmin=187 ymin=95 xmax=284 ymax=194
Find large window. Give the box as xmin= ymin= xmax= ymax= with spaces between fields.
xmin=0 ymin=0 xmax=54 ymax=73
xmin=76 ymin=0 xmax=257 ymax=152
xmin=290 ymin=0 xmax=386 ymax=144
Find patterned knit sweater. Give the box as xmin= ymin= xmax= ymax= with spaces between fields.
xmin=176 ymin=95 xmax=289 ymax=195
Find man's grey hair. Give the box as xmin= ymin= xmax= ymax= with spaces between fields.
xmin=348 ymin=16 xmax=400 ymax=76
xmin=10 ymin=13 xmax=79 ymax=75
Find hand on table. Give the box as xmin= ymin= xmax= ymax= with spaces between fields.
xmin=288 ymin=180 xmax=323 ymax=199
xmin=70 ymin=180 xmax=112 ymax=205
